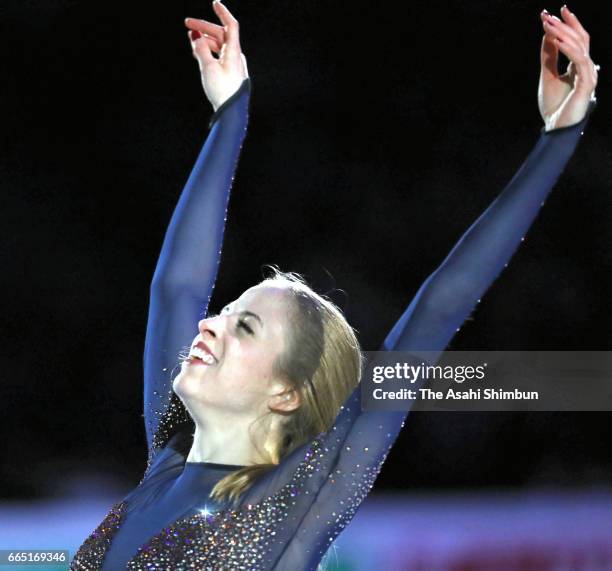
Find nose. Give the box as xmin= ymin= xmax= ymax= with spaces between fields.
xmin=197 ymin=314 xmax=223 ymax=338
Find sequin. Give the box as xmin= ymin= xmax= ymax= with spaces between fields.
xmin=71 ymin=436 xmax=331 ymax=570
xmin=142 ymin=392 xmax=192 ymax=483
xmin=70 ymin=501 xmax=127 ymax=570
xmin=71 ymin=385 xmax=394 ymax=570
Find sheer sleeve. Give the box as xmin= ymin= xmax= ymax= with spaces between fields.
xmin=142 ymin=78 xmax=251 ymax=471
xmin=263 ymin=101 xmax=597 ymax=570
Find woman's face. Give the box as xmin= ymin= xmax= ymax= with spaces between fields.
xmin=173 ymin=283 xmax=294 ymax=420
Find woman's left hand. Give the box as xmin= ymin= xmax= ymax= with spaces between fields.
xmin=538 ymin=6 xmax=599 ymax=130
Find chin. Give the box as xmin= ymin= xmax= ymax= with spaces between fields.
xmin=172 ymin=367 xmax=200 ymax=399
xmin=174 ymin=363 xmax=216 ymax=403
xmin=173 ymin=372 xmax=225 ymax=422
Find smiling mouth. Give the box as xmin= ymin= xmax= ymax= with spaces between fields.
xmin=186 ymin=354 xmax=215 ymax=366
xmin=187 ymin=344 xmax=217 ymax=365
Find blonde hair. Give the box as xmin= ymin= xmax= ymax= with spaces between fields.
xmin=210 ymin=265 xmax=364 ymax=503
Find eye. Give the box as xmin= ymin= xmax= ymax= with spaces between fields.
xmin=237 ymin=318 xmax=254 ymax=335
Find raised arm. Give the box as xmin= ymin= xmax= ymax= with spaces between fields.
xmin=143 ymin=2 xmax=250 ymax=469
xmin=381 ymin=101 xmax=597 ymax=357
xmin=263 ymin=101 xmax=597 ymax=570
xmin=383 ymin=3 xmax=599 ymax=356
xmin=261 ymin=10 xmax=600 ymax=568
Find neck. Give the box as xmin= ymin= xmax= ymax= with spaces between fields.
xmin=186 ymin=408 xmax=275 ymax=466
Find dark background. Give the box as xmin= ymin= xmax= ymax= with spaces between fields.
xmin=1 ymin=0 xmax=610 ymax=499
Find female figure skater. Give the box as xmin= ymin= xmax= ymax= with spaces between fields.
xmin=71 ymin=2 xmax=598 ymax=569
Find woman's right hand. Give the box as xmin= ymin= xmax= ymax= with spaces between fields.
xmin=184 ymin=1 xmax=249 ymax=112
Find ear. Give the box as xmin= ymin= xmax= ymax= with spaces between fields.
xmin=268 ymin=383 xmax=301 ymax=413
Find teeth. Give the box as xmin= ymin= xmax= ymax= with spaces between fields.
xmin=189 ymin=346 xmax=215 ymax=364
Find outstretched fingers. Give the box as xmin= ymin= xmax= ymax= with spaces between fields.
xmin=212 ymin=0 xmax=241 ymax=59
xmin=560 ymin=5 xmax=590 ymax=52
xmin=543 ymin=20 xmax=584 ymax=58
xmin=543 ymin=12 xmax=587 ymax=53
xmin=542 ymin=10 xmax=597 ymax=95
xmin=185 ymin=17 xmax=225 ymax=50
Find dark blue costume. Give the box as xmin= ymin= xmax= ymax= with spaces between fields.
xmin=71 ymin=78 xmax=596 ymax=570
